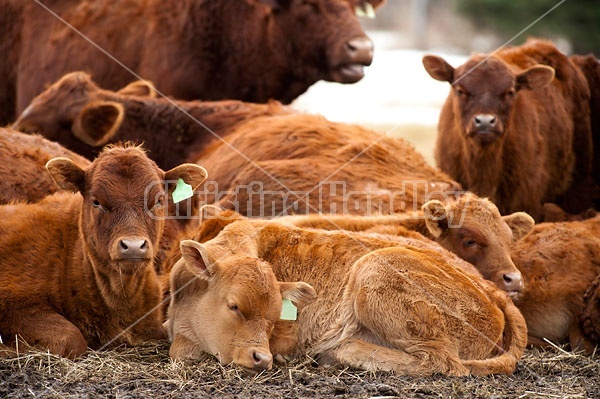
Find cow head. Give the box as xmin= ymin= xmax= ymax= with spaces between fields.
xmin=46 ymin=145 xmax=207 ymax=277
xmin=168 ymin=238 xmax=315 ymax=371
xmin=422 ymin=54 xmax=555 ymax=147
xmin=13 ymin=72 xmax=155 ymax=147
xmin=257 ymin=0 xmax=384 ymax=85
xmin=423 ymin=194 xmax=534 ymax=297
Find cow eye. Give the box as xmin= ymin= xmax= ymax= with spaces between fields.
xmin=455 ymin=87 xmax=468 ymax=97
xmin=463 ymin=239 xmax=477 ymax=248
xmin=506 ymin=88 xmax=516 ymax=97
xmin=153 ymin=197 xmax=164 ymax=210
xmin=228 ymin=303 xmax=239 ymax=311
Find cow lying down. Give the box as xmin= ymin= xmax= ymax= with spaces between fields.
xmin=276 ymin=193 xmax=534 ymax=295
xmin=166 ymin=217 xmax=527 ymax=376
xmin=0 ymin=145 xmax=207 ymax=358
xmin=511 ymin=214 xmax=600 ymax=353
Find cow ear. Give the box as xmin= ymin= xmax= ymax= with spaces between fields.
xmin=118 ymin=80 xmax=157 ymax=97
xmin=516 ymin=65 xmax=555 ymax=91
xmin=46 ymin=157 xmax=86 ymax=193
xmin=422 ymin=200 xmax=449 ymax=238
xmin=502 ymin=212 xmax=535 ymax=241
xmin=280 ymin=282 xmax=317 ymax=309
xmin=422 ymin=55 xmax=455 ymax=83
xmin=164 ymin=164 xmax=208 ymax=191
xmin=72 ymin=101 xmax=124 ymax=146
xmin=180 ymin=240 xmax=217 ymax=280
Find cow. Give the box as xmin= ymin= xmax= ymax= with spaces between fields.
xmin=0 ymin=127 xmax=90 ymax=204
xmin=570 ymin=53 xmax=600 ymax=208
xmin=510 ymin=214 xmax=600 ymax=354
xmin=0 ymin=0 xmax=384 ymax=125
xmin=195 ymin=113 xmax=461 ymax=217
xmin=0 ymin=144 xmax=207 ymax=358
xmin=423 ymin=39 xmax=595 ymax=220
xmin=166 ymin=218 xmax=527 ymax=375
xmin=276 ymin=193 xmax=534 ymax=295
xmin=13 ymin=72 xmax=293 ymax=169
xmin=581 ymin=274 xmax=600 ymax=347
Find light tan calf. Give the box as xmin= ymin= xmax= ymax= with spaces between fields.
xmin=277 ymin=193 xmax=534 ymax=296
xmin=167 ymin=219 xmax=527 ymax=376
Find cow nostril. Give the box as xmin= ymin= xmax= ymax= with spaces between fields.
xmin=502 ymin=272 xmax=523 ymax=291
xmin=252 ymin=350 xmax=272 ymax=370
xmin=119 ymin=240 xmax=129 ymax=251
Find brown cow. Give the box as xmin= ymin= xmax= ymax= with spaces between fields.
xmin=0 ymin=0 xmax=384 ymax=125
xmin=167 ymin=219 xmax=527 ymax=375
xmin=581 ymin=274 xmax=600 ymax=346
xmin=423 ymin=39 xmax=595 ymax=220
xmin=0 ymin=127 xmax=90 ymax=204
xmin=196 ymin=113 xmax=461 ymax=217
xmin=0 ymin=145 xmax=207 ymax=358
xmin=277 ymin=193 xmax=534 ymax=295
xmin=13 ymin=72 xmax=293 ymax=169
xmin=511 ymin=214 xmax=600 ymax=354
xmin=570 ymin=53 xmax=600 ymax=208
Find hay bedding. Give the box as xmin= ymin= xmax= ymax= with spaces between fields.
xmin=1 ymin=341 xmax=598 ymax=399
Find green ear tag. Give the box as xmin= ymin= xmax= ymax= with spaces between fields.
xmin=172 ymin=178 xmax=193 ymax=203
xmin=280 ymin=298 xmax=298 ymax=321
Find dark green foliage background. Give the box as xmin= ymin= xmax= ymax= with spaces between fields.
xmin=455 ymin=0 xmax=600 ymax=54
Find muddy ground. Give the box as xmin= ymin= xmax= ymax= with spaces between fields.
xmin=1 ymin=341 xmax=598 ymax=399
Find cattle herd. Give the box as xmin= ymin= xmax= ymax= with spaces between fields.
xmin=0 ymin=0 xmax=599 ymax=379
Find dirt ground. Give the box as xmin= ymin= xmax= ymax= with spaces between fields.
xmin=1 ymin=341 xmax=598 ymax=399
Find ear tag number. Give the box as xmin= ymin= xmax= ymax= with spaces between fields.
xmin=280 ymin=298 xmax=298 ymax=321
xmin=172 ymin=178 xmax=193 ymax=203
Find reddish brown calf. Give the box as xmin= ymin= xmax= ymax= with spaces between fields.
xmin=0 ymin=128 xmax=90 ymax=204
xmin=423 ymin=39 xmax=595 ymax=219
xmin=511 ymin=215 xmax=600 ymax=353
xmin=0 ymin=145 xmax=207 ymax=358
xmin=13 ymin=72 xmax=293 ymax=169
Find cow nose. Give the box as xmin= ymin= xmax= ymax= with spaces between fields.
xmin=502 ymin=272 xmax=523 ymax=292
xmin=251 ymin=349 xmax=273 ymax=371
xmin=118 ymin=238 xmax=149 ymax=259
xmin=345 ymin=37 xmax=374 ymax=65
xmin=474 ymin=114 xmax=497 ymax=132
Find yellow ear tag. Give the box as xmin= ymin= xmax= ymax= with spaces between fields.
xmin=172 ymin=178 xmax=193 ymax=203
xmin=355 ymin=3 xmax=376 ymax=19
xmin=280 ymin=298 xmax=298 ymax=321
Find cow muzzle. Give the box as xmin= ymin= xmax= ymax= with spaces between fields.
xmin=469 ymin=114 xmax=503 ymax=145
xmin=236 ymin=346 xmax=273 ymax=372
xmin=329 ymin=36 xmax=374 ymax=84
xmin=111 ymin=236 xmax=153 ymax=262
xmin=501 ymin=271 xmax=524 ymax=298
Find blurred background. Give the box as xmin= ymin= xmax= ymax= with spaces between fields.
xmin=292 ymin=0 xmax=600 ymax=164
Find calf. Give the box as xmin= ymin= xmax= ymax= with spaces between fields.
xmin=167 ymin=219 xmax=527 ymax=375
xmin=1 ymin=0 xmax=383 ymax=125
xmin=13 ymin=72 xmax=292 ymax=169
xmin=277 ymin=193 xmax=534 ymax=295
xmin=511 ymin=215 xmax=600 ymax=353
xmin=0 ymin=127 xmax=90 ymax=204
xmin=423 ymin=39 xmax=595 ymax=220
xmin=197 ymin=113 xmax=461 ymax=217
xmin=0 ymin=145 xmax=207 ymax=358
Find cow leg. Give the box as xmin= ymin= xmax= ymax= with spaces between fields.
xmin=321 ymin=337 xmax=469 ymax=376
xmin=6 ymin=309 xmax=87 ymax=359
